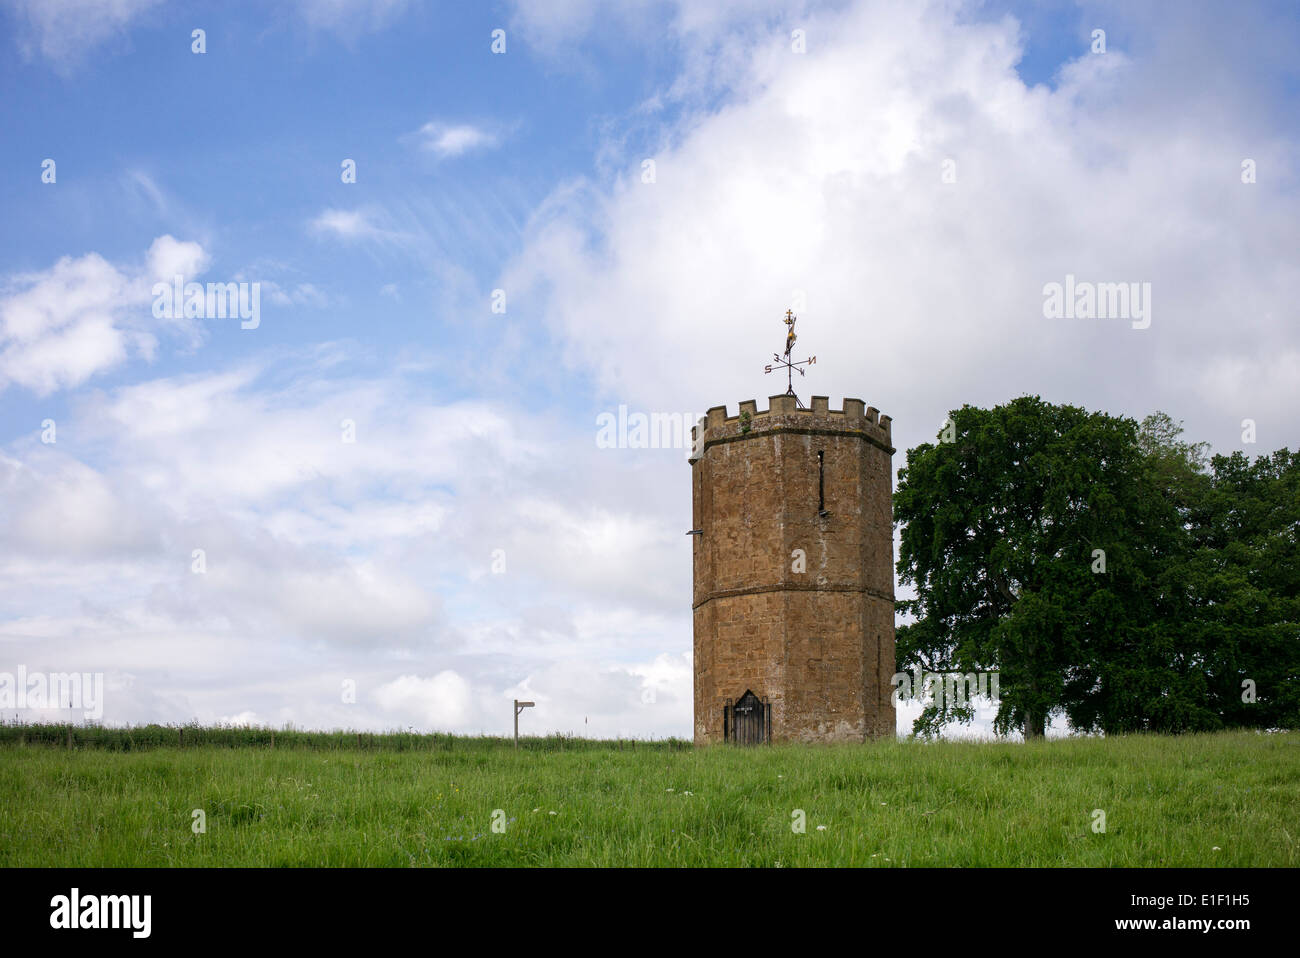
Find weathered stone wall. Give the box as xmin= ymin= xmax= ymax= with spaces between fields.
xmin=690 ymin=394 xmax=896 ymax=744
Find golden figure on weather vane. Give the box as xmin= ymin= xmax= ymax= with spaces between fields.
xmin=764 ymin=308 xmax=816 ymax=407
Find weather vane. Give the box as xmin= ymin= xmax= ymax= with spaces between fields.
xmin=764 ymin=308 xmax=816 ymax=407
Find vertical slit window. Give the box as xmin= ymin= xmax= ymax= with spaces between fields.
xmin=818 ymin=450 xmax=825 ymax=513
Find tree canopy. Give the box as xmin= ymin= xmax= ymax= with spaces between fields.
xmin=894 ymin=397 xmax=1298 ymax=738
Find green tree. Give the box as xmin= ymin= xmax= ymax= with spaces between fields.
xmin=895 ymin=397 xmax=1181 ymax=738
xmin=1183 ymin=449 xmax=1300 ymax=728
xmin=897 ymin=401 xmax=1299 ymax=738
xmin=1137 ymin=411 xmax=1210 ymax=517
xmin=1067 ymin=413 xmax=1219 ymax=734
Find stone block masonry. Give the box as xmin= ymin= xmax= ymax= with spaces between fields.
xmin=689 ymin=395 xmax=896 ymax=744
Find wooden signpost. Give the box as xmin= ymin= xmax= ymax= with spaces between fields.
xmin=513 ymin=699 xmax=535 ymax=747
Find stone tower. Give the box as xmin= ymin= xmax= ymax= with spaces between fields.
xmin=688 ymin=394 xmax=896 ymax=744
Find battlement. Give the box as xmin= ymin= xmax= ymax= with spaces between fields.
xmin=689 ymin=395 xmax=893 ymax=457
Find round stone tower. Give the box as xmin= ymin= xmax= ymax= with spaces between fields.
xmin=688 ymin=394 xmax=896 ymax=744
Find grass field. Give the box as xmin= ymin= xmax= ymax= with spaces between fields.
xmin=1 ymin=728 xmax=1296 ymax=866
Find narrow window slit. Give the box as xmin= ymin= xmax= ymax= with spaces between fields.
xmin=817 ymin=450 xmax=826 ymax=516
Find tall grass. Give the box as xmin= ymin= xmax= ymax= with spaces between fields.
xmin=1 ymin=727 xmax=1295 ymax=866
xmin=0 ymin=719 xmax=690 ymax=752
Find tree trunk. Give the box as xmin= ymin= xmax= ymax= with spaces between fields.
xmin=1023 ymin=664 xmax=1046 ymax=739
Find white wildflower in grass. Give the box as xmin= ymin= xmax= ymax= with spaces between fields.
xmin=815 ymin=825 xmax=827 ymax=831
xmin=548 ymin=810 xmax=557 ymax=815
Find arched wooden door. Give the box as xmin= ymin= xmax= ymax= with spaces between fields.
xmin=724 ymin=690 xmax=770 ymax=745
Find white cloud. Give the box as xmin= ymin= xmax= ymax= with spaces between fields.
xmin=0 ymin=350 xmax=698 ymax=733
xmin=0 ymin=453 xmax=163 ymax=558
xmin=410 ymin=121 xmax=500 ymax=159
xmin=374 ymin=672 xmax=474 ymax=729
xmin=503 ymin=0 xmax=1300 ymax=464
xmin=0 ymin=253 xmax=132 ymax=394
xmin=0 ymin=235 xmax=216 ymax=395
xmin=504 ymin=651 xmax=692 ymax=739
xmin=7 ymin=0 xmax=1297 ymax=742
xmin=3 ymin=0 xmax=164 ymax=69
xmin=309 ymin=207 xmax=408 ymax=245
xmin=144 ymin=234 xmax=208 ymax=283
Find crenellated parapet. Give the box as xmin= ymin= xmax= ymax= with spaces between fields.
xmin=689 ymin=395 xmax=893 ymax=461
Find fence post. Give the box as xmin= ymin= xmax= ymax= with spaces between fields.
xmin=178 ymin=727 xmax=183 ymax=747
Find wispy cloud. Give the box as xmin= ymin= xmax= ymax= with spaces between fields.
xmin=3 ymin=0 xmax=165 ymax=70
xmin=295 ymin=0 xmax=409 ymax=33
xmin=409 ymin=121 xmax=502 ymax=159
xmin=123 ymin=169 xmax=168 ymax=215
xmin=264 ymin=281 xmax=330 ymax=309
xmin=308 ymin=207 xmax=408 ymax=245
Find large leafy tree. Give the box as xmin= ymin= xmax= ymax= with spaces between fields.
xmin=1064 ymin=413 xmax=1218 ymax=734
xmin=894 ymin=397 xmax=1181 ymax=738
xmin=896 ymin=400 xmax=1299 ymax=738
xmin=1182 ymin=449 xmax=1300 ymax=729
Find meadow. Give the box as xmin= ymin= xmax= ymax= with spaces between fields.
xmin=1 ymin=726 xmax=1296 ymax=867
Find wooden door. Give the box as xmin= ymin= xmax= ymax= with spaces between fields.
xmin=728 ymin=690 xmax=768 ymax=745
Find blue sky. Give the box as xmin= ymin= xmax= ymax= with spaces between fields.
xmin=2 ymin=2 xmax=628 ymax=413
xmin=1 ymin=0 xmax=1297 ymax=738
